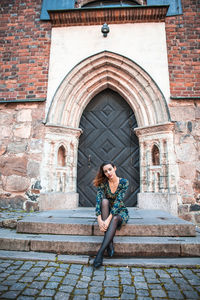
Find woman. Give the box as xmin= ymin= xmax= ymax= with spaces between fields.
xmin=93 ymin=161 xmax=129 ymax=268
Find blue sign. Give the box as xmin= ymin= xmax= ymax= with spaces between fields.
xmin=40 ymin=0 xmax=75 ymax=20
xmin=147 ymin=0 xmax=182 ymax=16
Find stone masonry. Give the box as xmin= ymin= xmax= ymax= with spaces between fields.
xmin=0 ymin=102 xmax=45 ymax=211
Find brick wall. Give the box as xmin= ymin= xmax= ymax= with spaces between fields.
xmin=1 ymin=0 xmax=198 ymax=100
xmin=0 ymin=0 xmax=51 ymax=101
xmin=166 ymin=0 xmax=200 ymax=224
xmin=0 ymin=0 xmax=50 ymax=210
xmin=166 ymin=0 xmax=200 ymax=97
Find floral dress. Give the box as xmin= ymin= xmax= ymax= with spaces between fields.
xmin=95 ymin=178 xmax=129 ymax=225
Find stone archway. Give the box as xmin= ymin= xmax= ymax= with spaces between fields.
xmin=46 ymin=51 xmax=170 ymax=128
xmin=40 ymin=51 xmax=179 ymax=214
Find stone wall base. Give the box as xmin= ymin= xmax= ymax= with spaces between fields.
xmin=137 ymin=193 xmax=179 ymax=216
xmin=38 ymin=192 xmax=79 ymax=211
xmin=0 ymin=196 xmax=26 ymax=210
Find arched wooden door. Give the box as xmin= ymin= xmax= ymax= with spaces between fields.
xmin=77 ymin=89 xmax=139 ymax=207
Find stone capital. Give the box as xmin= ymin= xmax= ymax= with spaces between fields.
xmin=134 ymin=122 xmax=175 ymax=137
xmin=45 ymin=123 xmax=83 ymax=138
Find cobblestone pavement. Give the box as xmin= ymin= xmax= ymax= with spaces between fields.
xmin=0 ymin=258 xmax=200 ymax=300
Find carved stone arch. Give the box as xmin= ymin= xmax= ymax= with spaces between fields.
xmin=46 ymin=51 xmax=170 ymax=129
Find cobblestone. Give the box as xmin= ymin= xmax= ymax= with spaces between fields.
xmin=73 ymin=288 xmax=88 ymax=295
xmin=59 ymin=285 xmax=74 ymax=293
xmin=89 ymin=286 xmax=102 ymax=293
xmin=54 ymin=292 xmax=70 ymax=300
xmin=88 ymin=293 xmax=101 ymax=300
xmin=167 ymin=290 xmax=184 ymax=299
xmin=0 ymin=258 xmax=199 ymax=299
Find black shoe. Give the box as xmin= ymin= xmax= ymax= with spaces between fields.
xmin=107 ymin=243 xmax=114 ymax=258
xmin=93 ymin=255 xmax=103 ymax=268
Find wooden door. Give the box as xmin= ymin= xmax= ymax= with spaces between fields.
xmin=77 ymin=89 xmax=139 ymax=207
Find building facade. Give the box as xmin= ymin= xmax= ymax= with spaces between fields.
xmin=0 ymin=0 xmax=199 ymax=225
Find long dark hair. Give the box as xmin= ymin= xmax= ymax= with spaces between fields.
xmin=93 ymin=161 xmax=115 ymax=187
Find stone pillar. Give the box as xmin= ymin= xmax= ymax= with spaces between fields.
xmin=135 ymin=122 xmax=180 ymax=216
xmin=39 ymin=124 xmax=82 ymax=210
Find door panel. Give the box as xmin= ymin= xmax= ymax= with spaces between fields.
xmin=77 ymin=89 xmax=140 ymax=207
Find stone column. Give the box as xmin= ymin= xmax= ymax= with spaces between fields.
xmin=135 ymin=122 xmax=180 ymax=216
xmin=39 ymin=124 xmax=82 ymax=210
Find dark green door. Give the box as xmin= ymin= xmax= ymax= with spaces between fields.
xmin=77 ymin=88 xmax=139 ymax=207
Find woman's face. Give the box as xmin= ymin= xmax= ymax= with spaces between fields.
xmin=103 ymin=164 xmax=116 ymax=180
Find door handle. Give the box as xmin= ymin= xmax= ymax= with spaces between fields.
xmin=88 ymin=155 xmax=91 ymax=168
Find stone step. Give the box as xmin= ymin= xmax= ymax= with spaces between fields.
xmin=0 ymin=228 xmax=200 ymax=257
xmin=16 ymin=208 xmax=196 ymax=237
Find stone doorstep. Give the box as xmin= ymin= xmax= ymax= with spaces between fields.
xmin=16 ymin=208 xmax=196 ymax=237
xmin=0 ymin=228 xmax=200 ymax=257
xmin=16 ymin=219 xmax=94 ymax=236
xmin=16 ymin=219 xmax=196 ymax=237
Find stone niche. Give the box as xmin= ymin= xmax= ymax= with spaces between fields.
xmin=38 ymin=124 xmax=82 ymax=210
xmin=135 ymin=122 xmax=180 ymax=216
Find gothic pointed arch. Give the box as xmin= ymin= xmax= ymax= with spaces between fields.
xmin=46 ymin=51 xmax=170 ymax=129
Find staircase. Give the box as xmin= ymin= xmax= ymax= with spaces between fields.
xmin=0 ymin=208 xmax=200 ymax=257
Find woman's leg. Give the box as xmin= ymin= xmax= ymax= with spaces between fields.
xmin=94 ymin=215 xmax=122 ymax=267
xmin=101 ymin=198 xmax=110 ymax=221
xmin=101 ymin=199 xmax=114 ymax=256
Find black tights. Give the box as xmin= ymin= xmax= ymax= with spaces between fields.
xmin=97 ymin=199 xmax=122 ymax=257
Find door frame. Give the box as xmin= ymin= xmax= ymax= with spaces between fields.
xmin=77 ymin=88 xmax=140 ymax=207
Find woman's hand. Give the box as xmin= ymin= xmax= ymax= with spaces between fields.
xmin=97 ymin=216 xmax=107 ymax=232
xmin=97 ymin=214 xmax=112 ymax=232
xmin=104 ymin=217 xmax=111 ymax=230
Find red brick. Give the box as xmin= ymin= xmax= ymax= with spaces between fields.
xmin=166 ymin=0 xmax=200 ymax=97
xmin=1 ymin=0 xmax=51 ymax=101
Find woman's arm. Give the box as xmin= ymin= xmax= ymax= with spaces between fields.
xmin=95 ymin=185 xmax=103 ymax=217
